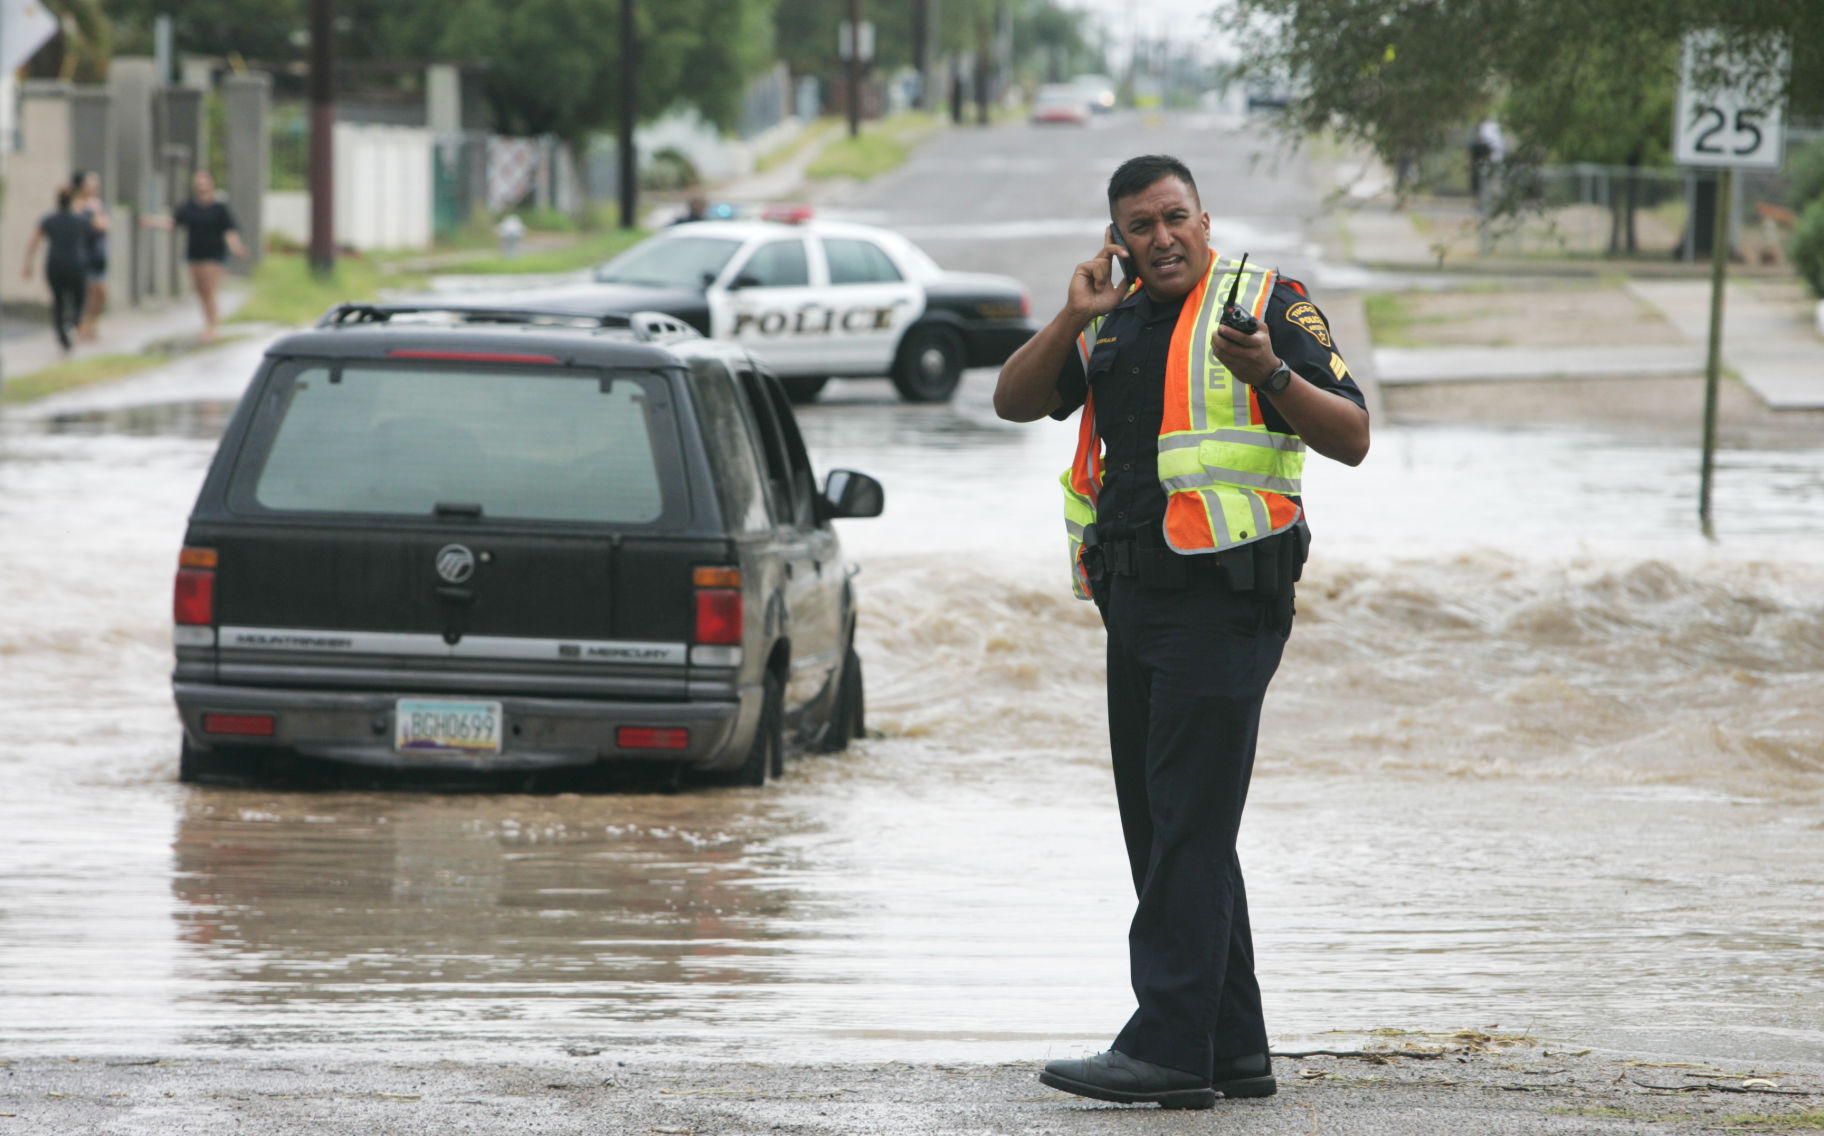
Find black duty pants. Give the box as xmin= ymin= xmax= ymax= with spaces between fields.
xmin=47 ymin=263 xmax=85 ymax=350
xmin=1098 ymin=570 xmax=1287 ymax=1078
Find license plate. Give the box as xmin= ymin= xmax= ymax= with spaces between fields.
xmin=395 ymin=699 xmax=503 ymax=756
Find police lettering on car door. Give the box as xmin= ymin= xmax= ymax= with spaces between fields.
xmin=731 ymin=300 xmax=910 ymax=337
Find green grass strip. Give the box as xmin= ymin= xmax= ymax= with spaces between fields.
xmin=805 ymin=113 xmax=941 ymax=182
xmin=2 ymin=352 xmax=169 ymax=404
xmin=1363 ymin=291 xmax=1419 ymax=347
xmin=233 ymin=253 xmax=403 ymax=328
xmin=430 ymin=228 xmax=648 ymax=276
xmin=1722 ymin=1112 xmax=1824 ymax=1131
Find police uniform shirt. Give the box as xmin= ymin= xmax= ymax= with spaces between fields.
xmin=1051 ymin=277 xmax=1367 ymax=543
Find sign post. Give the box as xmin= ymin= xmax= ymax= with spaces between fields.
xmin=1674 ymin=31 xmax=1787 ymax=539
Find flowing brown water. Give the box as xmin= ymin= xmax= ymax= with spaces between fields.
xmin=2 ymin=377 xmax=1821 ymax=1067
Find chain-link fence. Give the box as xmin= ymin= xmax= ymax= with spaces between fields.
xmin=1474 ymin=154 xmax=1808 ymax=264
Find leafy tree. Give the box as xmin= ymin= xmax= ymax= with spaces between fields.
xmin=1014 ymin=1 xmax=1092 ymax=84
xmin=108 ymin=0 xmax=304 ymax=64
xmin=1792 ymin=196 xmax=1824 ymax=297
xmin=773 ymin=0 xmax=1093 ymax=111
xmin=1232 ymin=0 xmax=1824 ymax=208
xmin=1785 ymin=140 xmax=1824 ymax=212
xmin=773 ymin=0 xmax=919 ymax=85
xmin=1498 ymin=34 xmax=1679 ymax=252
xmin=22 ymin=0 xmax=114 ymax=82
xmin=107 ymin=0 xmax=779 ymax=145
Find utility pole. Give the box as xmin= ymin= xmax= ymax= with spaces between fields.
xmin=912 ymin=0 xmax=929 ymax=111
xmin=618 ymin=0 xmax=637 ymax=229
xmin=308 ymin=0 xmax=335 ymax=276
xmin=974 ymin=13 xmax=989 ymax=126
xmin=847 ymin=0 xmax=863 ymax=138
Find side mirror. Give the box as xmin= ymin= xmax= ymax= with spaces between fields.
xmin=727 ymin=274 xmax=762 ymax=290
xmin=819 ymin=469 xmax=884 ymax=520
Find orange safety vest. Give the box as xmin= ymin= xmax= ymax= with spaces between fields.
xmin=1060 ymin=256 xmax=1305 ymax=599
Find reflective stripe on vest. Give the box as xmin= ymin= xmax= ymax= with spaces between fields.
xmin=1059 ymin=257 xmax=1305 ymax=597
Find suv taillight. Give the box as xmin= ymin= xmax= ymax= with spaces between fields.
xmin=174 ymin=547 xmax=216 ymax=626
xmin=693 ymin=566 xmax=742 ymax=645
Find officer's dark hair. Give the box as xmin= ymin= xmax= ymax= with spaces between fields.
xmin=1107 ymin=154 xmax=1199 ymax=213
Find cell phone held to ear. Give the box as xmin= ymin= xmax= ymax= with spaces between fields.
xmin=1107 ymin=224 xmax=1131 ymax=287
xmin=1218 ymin=253 xmax=1259 ymax=337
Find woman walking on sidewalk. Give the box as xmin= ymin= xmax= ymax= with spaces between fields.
xmin=145 ymin=169 xmax=247 ymax=342
xmin=20 ymin=187 xmax=96 ymax=352
xmin=70 ymin=170 xmax=111 ymax=342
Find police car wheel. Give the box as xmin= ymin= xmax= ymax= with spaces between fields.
xmin=781 ymin=376 xmax=829 ymax=404
xmin=891 ymin=324 xmax=964 ymax=403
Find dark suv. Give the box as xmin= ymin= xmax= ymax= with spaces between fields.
xmin=171 ymin=305 xmax=883 ymax=787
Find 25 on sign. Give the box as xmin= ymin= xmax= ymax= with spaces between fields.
xmin=1673 ymin=32 xmax=1787 ymax=170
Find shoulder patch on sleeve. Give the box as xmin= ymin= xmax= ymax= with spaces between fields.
xmin=1328 ymin=351 xmax=1350 ymax=381
xmin=1285 ymin=300 xmax=1333 ymax=349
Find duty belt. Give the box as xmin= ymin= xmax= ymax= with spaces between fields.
xmin=1095 ymin=537 xmax=1257 ymax=591
xmin=1082 ymin=521 xmax=1311 ymax=631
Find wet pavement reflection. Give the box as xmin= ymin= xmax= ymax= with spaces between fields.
xmin=3 ymin=371 xmax=1822 ymax=1068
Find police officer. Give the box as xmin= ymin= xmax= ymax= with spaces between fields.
xmin=994 ymin=154 xmax=1369 ymax=1110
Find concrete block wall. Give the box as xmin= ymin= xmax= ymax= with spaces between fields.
xmin=68 ymin=87 xmax=134 ymax=307
xmin=223 ymin=74 xmax=271 ymax=269
xmin=2 ymin=83 xmax=76 ymax=306
xmin=108 ymin=59 xmax=160 ymax=211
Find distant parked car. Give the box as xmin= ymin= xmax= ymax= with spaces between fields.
xmin=1246 ymin=87 xmax=1291 ymax=112
xmin=1070 ymin=74 xmax=1118 ymax=113
xmin=1031 ymin=85 xmax=1093 ymax=126
xmin=171 ymin=305 xmax=883 ymax=789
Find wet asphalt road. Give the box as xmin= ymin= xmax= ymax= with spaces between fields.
xmin=832 ymin=108 xmax=1332 ymax=315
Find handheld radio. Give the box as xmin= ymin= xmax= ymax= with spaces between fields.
xmin=1217 ymin=253 xmax=1258 ymax=337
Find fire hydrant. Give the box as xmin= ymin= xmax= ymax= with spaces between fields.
xmin=496 ymin=214 xmax=525 ymax=259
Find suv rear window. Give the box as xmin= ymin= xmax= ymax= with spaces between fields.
xmin=243 ymin=362 xmax=680 ymax=524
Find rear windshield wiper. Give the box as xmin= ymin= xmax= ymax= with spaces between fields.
xmin=433 ymin=502 xmax=484 ymax=519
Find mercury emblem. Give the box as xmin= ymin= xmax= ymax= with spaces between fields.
xmin=435 ymin=544 xmax=476 ymax=584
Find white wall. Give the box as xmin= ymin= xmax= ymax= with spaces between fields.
xmin=263 ymin=124 xmax=432 ymax=252
xmin=264 ymin=189 xmax=309 ymax=245
xmin=335 ymin=123 xmax=433 ymax=251
xmin=634 ymin=107 xmax=807 ymax=185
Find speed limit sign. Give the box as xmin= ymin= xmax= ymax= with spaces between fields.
xmin=1674 ymin=31 xmax=1788 ymax=169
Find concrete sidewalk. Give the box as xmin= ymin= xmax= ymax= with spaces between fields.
xmin=1629 ymin=278 xmax=1824 ymax=409
xmin=0 ymin=283 xmax=247 ymax=388
xmin=1326 ymin=162 xmax=1824 ymax=411
xmin=5 ymin=1043 xmax=1820 ymax=1135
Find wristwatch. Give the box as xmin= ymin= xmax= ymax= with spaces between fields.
xmin=1258 ymin=360 xmax=1294 ymax=395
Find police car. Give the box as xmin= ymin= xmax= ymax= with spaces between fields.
xmin=545 ymin=218 xmax=1036 ymax=403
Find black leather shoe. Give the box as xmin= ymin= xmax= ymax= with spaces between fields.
xmin=1211 ymin=1051 xmax=1277 ymax=1098
xmin=1039 ymin=1050 xmax=1216 ymax=1109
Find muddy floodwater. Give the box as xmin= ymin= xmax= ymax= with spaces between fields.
xmin=2 ymin=370 xmax=1823 ymax=1072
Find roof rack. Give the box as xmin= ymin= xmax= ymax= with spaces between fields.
xmin=316 ymin=303 xmax=702 ymax=343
